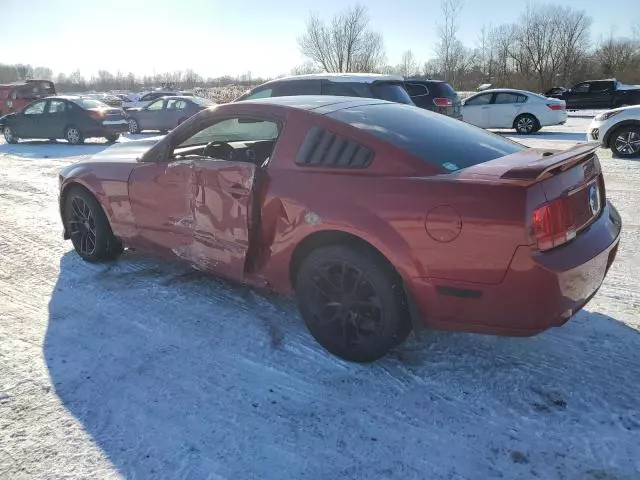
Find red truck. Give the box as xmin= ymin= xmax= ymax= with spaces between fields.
xmin=0 ymin=80 xmax=56 ymax=116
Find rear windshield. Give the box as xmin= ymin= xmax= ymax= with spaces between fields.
xmin=372 ymin=82 xmax=414 ymax=105
xmin=434 ymin=82 xmax=457 ymax=97
xmin=72 ymin=98 xmax=109 ymax=109
xmin=190 ymin=96 xmax=214 ymax=107
xmin=328 ymin=103 xmax=526 ymax=171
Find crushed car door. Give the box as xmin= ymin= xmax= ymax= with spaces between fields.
xmin=127 ymin=159 xmax=196 ymax=254
xmin=191 ymin=159 xmax=256 ymax=279
xmin=171 ymin=115 xmax=280 ymax=281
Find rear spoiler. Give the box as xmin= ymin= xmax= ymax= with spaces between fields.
xmin=501 ymin=142 xmax=599 ymax=181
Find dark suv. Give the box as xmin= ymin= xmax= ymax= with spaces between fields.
xmin=235 ymin=74 xmax=414 ymax=105
xmin=403 ymin=78 xmax=462 ymax=120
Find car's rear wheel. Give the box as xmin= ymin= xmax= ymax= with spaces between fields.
xmin=65 ymin=126 xmax=84 ymax=145
xmin=128 ymin=118 xmax=140 ymax=134
xmin=105 ymin=134 xmax=119 ymax=143
xmin=611 ymin=126 xmax=640 ymax=158
xmin=514 ymin=114 xmax=538 ymax=134
xmin=3 ymin=126 xmax=18 ymax=144
xmin=296 ymin=245 xmax=411 ymax=363
xmin=63 ymin=186 xmax=123 ymax=262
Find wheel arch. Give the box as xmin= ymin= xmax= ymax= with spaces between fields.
xmin=604 ymin=120 xmax=640 ymax=147
xmin=59 ymin=181 xmax=112 ymax=239
xmin=287 ymin=229 xmax=422 ymax=332
xmin=512 ymin=112 xmax=539 ymax=130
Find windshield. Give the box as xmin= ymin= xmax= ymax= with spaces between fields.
xmin=73 ymin=98 xmax=109 ymax=109
xmin=372 ymin=82 xmax=414 ymax=105
xmin=190 ymin=96 xmax=214 ymax=107
xmin=328 ymin=103 xmax=526 ymax=172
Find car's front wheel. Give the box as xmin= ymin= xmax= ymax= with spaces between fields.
xmin=296 ymin=245 xmax=411 ymax=362
xmin=611 ymin=126 xmax=640 ymax=158
xmin=128 ymin=118 xmax=140 ymax=134
xmin=64 ymin=126 xmax=84 ymax=145
xmin=63 ymin=186 xmax=123 ymax=262
xmin=3 ymin=126 xmax=18 ymax=144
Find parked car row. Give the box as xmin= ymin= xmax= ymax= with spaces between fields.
xmin=2 ymin=75 xmax=639 ymax=157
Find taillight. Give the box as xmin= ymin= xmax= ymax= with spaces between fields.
xmin=433 ymin=97 xmax=453 ymax=107
xmin=89 ymin=109 xmax=105 ymax=120
xmin=547 ymin=103 xmax=565 ymax=110
xmin=532 ymin=197 xmax=576 ymax=251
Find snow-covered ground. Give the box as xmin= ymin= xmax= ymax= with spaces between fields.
xmin=1 ymin=118 xmax=639 ymax=480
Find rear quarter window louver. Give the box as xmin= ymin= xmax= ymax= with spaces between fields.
xmin=295 ymin=126 xmax=373 ymax=168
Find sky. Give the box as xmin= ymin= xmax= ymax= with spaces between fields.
xmin=2 ymin=0 xmax=638 ymax=79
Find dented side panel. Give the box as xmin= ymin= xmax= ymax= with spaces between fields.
xmin=189 ymin=160 xmax=256 ymax=280
xmin=127 ymin=160 xmax=196 ymax=252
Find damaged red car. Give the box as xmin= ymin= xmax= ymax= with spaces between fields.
xmin=58 ymin=96 xmax=621 ymax=362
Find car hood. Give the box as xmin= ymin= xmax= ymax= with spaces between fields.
xmin=81 ymin=136 xmax=164 ymax=164
xmin=0 ymin=112 xmax=16 ymax=125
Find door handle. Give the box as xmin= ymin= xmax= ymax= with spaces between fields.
xmin=481 ymin=106 xmax=491 ymax=109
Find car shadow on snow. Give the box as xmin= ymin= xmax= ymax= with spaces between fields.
xmin=44 ymin=251 xmax=640 ymax=479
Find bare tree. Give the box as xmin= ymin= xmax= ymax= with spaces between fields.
xmin=298 ymin=5 xmax=386 ymax=72
xmin=291 ymin=62 xmax=323 ymax=75
xmin=435 ymin=0 xmax=465 ymax=83
xmin=595 ymin=33 xmax=640 ymax=76
xmin=398 ymin=50 xmax=418 ymax=76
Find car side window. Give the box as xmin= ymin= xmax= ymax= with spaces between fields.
xmin=589 ymin=81 xmax=613 ymax=92
xmin=23 ymin=101 xmax=47 ymax=115
xmin=147 ymin=99 xmax=165 ymax=111
xmin=48 ymin=100 xmax=67 ymax=113
xmin=178 ymin=118 xmax=279 ymax=147
xmin=272 ymin=80 xmax=322 ymax=96
xmin=494 ymin=93 xmax=527 ymax=104
xmin=405 ymin=83 xmax=429 ymax=97
xmin=167 ymin=99 xmax=187 ymax=110
xmin=465 ymin=94 xmax=492 ymax=106
xmin=322 ymin=81 xmax=371 ymax=97
xmin=243 ymin=88 xmax=273 ymax=100
xmin=572 ymin=83 xmax=589 ymax=93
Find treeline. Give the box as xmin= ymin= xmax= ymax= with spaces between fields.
xmin=298 ymin=2 xmax=640 ymax=91
xmin=0 ymin=64 xmax=266 ymax=93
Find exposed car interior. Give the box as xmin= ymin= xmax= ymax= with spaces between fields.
xmin=172 ymin=117 xmax=279 ymax=167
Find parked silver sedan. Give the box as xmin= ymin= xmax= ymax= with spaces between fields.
xmin=126 ymin=96 xmax=214 ymax=134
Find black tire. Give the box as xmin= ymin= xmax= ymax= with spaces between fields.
xmin=64 ymin=125 xmax=84 ymax=145
xmin=63 ymin=186 xmax=123 ymax=262
xmin=296 ymin=245 xmax=411 ymax=362
xmin=3 ymin=126 xmax=18 ymax=144
xmin=514 ymin=114 xmax=538 ymax=134
xmin=105 ymin=134 xmax=119 ymax=143
xmin=128 ymin=118 xmax=140 ymax=134
xmin=610 ymin=126 xmax=640 ymax=158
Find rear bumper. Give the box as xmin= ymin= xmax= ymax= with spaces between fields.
xmin=407 ymin=201 xmax=621 ymax=336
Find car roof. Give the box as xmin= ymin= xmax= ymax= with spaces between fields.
xmin=468 ymin=88 xmax=535 ymax=96
xmin=234 ymin=95 xmax=390 ymax=113
xmin=261 ymin=73 xmax=405 ymax=85
xmin=404 ymin=77 xmax=448 ymax=84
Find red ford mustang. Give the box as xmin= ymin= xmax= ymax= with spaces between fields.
xmin=58 ymin=96 xmax=622 ymax=362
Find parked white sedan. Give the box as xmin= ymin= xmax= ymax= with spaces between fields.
xmin=462 ymin=89 xmax=567 ymax=133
